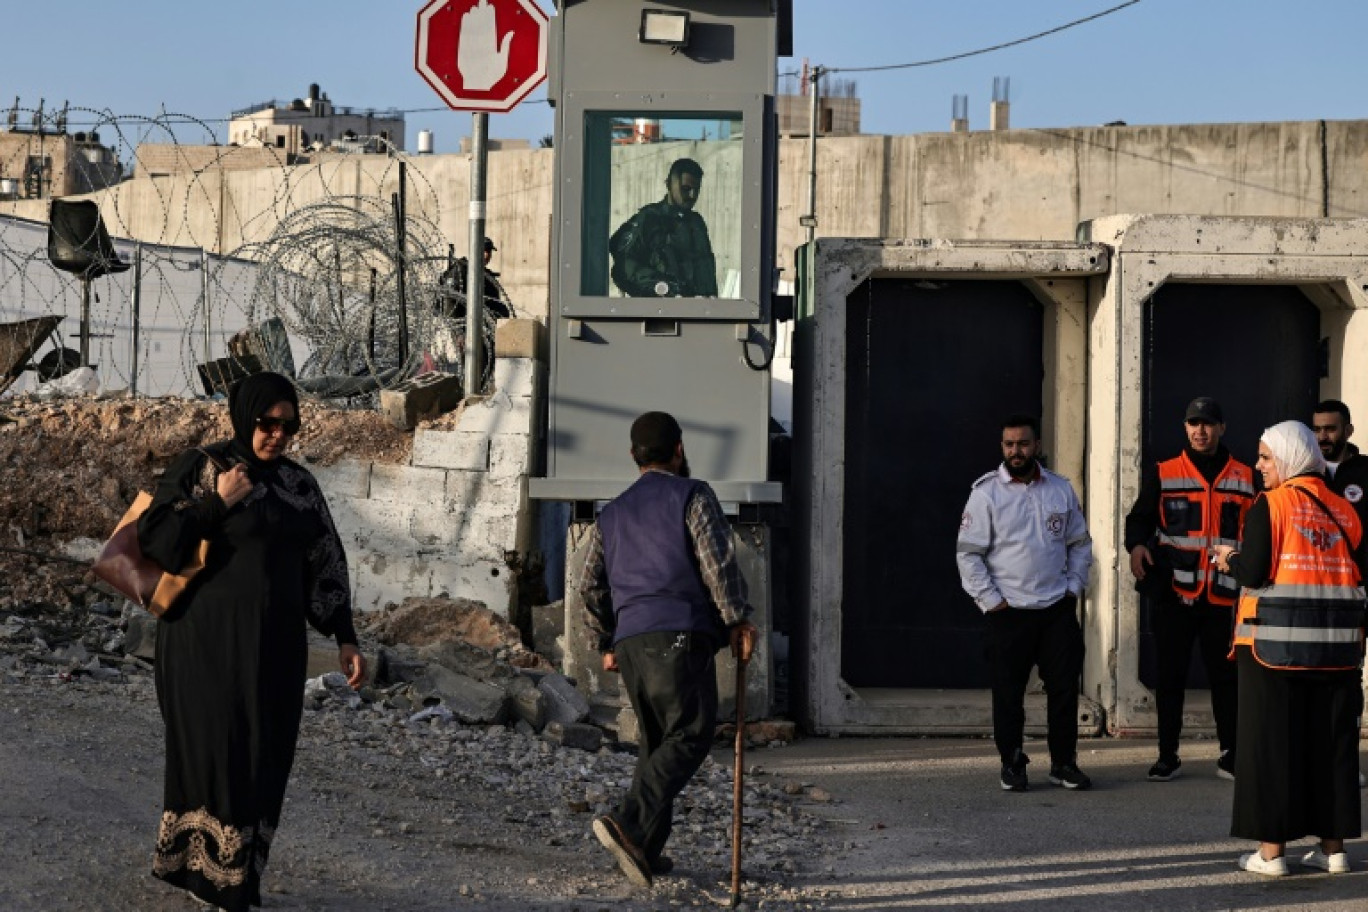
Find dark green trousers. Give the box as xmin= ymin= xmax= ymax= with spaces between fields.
xmin=613 ymin=631 xmax=719 ymax=862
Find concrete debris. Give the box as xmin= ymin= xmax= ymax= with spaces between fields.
xmin=364 ymin=596 xmax=552 ymax=671
xmin=542 ymin=720 xmax=603 ymax=752
xmin=538 ymin=671 xmax=591 ymax=726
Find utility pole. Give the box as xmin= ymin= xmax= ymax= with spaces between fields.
xmin=802 ymin=65 xmax=825 ymax=245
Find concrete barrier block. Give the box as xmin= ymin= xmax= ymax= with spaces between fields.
xmin=368 ymin=464 xmax=449 ymax=505
xmin=454 ymin=392 xmax=532 ymax=436
xmin=325 ymin=495 xmax=418 ymax=552
xmin=493 ymin=358 xmax=543 ymax=399
xmin=409 ymin=507 xmax=516 ymax=555
xmin=489 ymin=434 xmax=533 ymax=480
xmin=309 ymin=459 xmax=372 ymax=499
xmin=494 ymin=318 xmax=546 ymax=361
xmin=412 ymin=429 xmax=490 ymax=471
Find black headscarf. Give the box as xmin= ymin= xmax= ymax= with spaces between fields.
xmin=227 ymin=371 xmax=299 ymax=470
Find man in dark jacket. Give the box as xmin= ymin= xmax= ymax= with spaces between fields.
xmin=1125 ymin=397 xmax=1256 ymax=783
xmin=609 ymin=158 xmax=718 ymax=298
xmin=1313 ymin=399 xmax=1368 ymax=522
xmin=579 ymin=411 xmax=757 ymax=887
xmin=1311 ymin=398 xmax=1368 ymax=791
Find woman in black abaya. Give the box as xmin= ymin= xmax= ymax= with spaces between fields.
xmin=138 ymin=372 xmax=364 ymax=910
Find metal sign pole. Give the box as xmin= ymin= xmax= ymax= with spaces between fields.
xmin=131 ymin=242 xmax=142 ymax=397
xmin=464 ymin=111 xmax=489 ymax=395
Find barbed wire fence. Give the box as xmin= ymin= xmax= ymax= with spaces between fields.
xmin=0 ymin=106 xmax=501 ymax=405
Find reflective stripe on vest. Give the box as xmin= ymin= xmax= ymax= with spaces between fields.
xmin=1231 ymin=479 xmax=1367 ymax=671
xmin=1155 ymin=452 xmax=1256 ymax=606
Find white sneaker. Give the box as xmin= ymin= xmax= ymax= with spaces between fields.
xmin=1301 ymin=848 xmax=1351 ymax=874
xmin=1238 ymin=852 xmax=1289 ymax=876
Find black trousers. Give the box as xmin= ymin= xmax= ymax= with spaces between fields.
xmin=985 ymin=596 xmax=1084 ymax=766
xmin=613 ymin=631 xmax=719 ymax=863
xmin=1153 ymin=595 xmax=1238 ymax=759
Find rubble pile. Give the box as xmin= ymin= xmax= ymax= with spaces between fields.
xmin=0 ymin=395 xmax=411 ymax=610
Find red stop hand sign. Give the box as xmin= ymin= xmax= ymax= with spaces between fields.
xmin=416 ymin=0 xmax=549 ymax=113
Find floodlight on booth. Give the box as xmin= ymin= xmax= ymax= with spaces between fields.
xmin=639 ymin=9 xmax=690 ymax=47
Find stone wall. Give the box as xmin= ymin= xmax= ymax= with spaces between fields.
xmin=312 ymin=320 xmax=546 ymax=619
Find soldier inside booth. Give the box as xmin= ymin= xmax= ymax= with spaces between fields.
xmin=581 ymin=113 xmax=742 ymax=300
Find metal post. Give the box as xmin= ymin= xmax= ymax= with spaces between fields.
xmin=78 ymin=278 xmax=91 ymax=367
xmin=464 ymin=112 xmax=488 ymax=396
xmin=394 ymin=160 xmax=409 ymax=366
xmin=200 ymin=248 xmax=210 ymax=363
xmin=131 ymin=242 xmax=142 ymax=397
xmin=803 ymin=65 xmax=824 ymax=245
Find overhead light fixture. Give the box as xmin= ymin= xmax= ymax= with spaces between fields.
xmin=639 ymin=9 xmax=690 ymax=48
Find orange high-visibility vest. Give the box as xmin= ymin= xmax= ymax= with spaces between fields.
xmin=1231 ymin=478 xmax=1367 ymax=671
xmin=1156 ymin=452 xmax=1256 ymax=606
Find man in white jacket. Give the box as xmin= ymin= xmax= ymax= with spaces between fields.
xmin=956 ymin=414 xmax=1094 ymax=792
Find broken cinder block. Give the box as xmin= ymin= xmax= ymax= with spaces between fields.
xmin=380 ymin=371 xmax=463 ymax=431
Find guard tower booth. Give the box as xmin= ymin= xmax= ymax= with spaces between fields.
xmin=1083 ymin=214 xmax=1368 ymax=741
xmin=792 ymin=238 xmax=1110 ymax=735
xmin=531 ymin=1 xmax=790 ymax=731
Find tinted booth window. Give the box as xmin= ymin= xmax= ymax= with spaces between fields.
xmin=580 ymin=112 xmax=743 ymax=300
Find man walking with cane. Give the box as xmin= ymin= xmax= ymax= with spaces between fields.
xmin=580 ymin=411 xmax=758 ymax=887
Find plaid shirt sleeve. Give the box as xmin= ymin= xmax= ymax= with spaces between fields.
xmin=577 ymin=521 xmax=616 ymax=651
xmin=687 ymin=483 xmax=751 ymax=625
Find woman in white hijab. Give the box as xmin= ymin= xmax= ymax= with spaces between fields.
xmin=1213 ymin=420 xmax=1365 ymax=877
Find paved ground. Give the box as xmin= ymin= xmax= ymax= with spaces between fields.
xmin=749 ymin=735 xmax=1368 ymax=911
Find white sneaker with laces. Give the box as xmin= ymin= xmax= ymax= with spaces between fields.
xmin=1301 ymin=848 xmax=1351 ymax=874
xmin=1238 ymin=852 xmax=1289 ymax=876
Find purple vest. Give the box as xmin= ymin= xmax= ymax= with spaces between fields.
xmin=599 ymin=471 xmax=722 ymax=646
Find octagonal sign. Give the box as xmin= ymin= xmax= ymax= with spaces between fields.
xmin=416 ymin=0 xmax=549 ymax=114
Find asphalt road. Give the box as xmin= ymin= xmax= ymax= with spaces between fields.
xmin=749 ymin=735 xmax=1368 ymax=912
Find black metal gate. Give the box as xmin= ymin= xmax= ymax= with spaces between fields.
xmin=841 ymin=278 xmax=1044 ymax=688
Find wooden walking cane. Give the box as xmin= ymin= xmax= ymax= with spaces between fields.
xmin=729 ymin=650 xmax=749 ymax=908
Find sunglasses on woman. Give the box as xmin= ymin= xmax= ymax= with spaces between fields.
xmin=255 ymin=416 xmax=302 ymax=436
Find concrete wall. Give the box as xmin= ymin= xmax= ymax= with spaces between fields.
xmin=6 ymin=118 xmax=1366 ymax=324
xmin=795 ymin=218 xmax=1368 ymax=736
xmin=1084 ymin=214 xmax=1368 ymax=737
xmin=311 ymin=320 xmax=545 ymax=618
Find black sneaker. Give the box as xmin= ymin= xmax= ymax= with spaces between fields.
xmin=1000 ymin=749 xmax=1029 ymax=791
xmin=1147 ymin=756 xmax=1181 ymax=782
xmin=1049 ymin=761 xmax=1092 ymax=790
xmin=649 ymin=855 xmax=674 ymax=876
xmin=1216 ymin=750 xmax=1235 ymax=781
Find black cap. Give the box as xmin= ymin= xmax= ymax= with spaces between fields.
xmin=1185 ymin=397 xmax=1224 ymax=423
xmin=483 ymin=238 xmax=496 ymax=252
xmin=630 ymin=411 xmax=682 ymax=452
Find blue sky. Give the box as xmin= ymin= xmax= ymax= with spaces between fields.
xmin=4 ymin=0 xmax=1365 ymax=150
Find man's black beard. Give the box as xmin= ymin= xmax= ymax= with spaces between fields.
xmin=1323 ymin=441 xmax=1348 ymax=463
xmin=678 ymin=455 xmax=691 ymax=478
xmin=1005 ymin=457 xmax=1037 ymax=480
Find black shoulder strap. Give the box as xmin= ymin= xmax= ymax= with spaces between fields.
xmin=1290 ymin=485 xmax=1351 ymax=537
